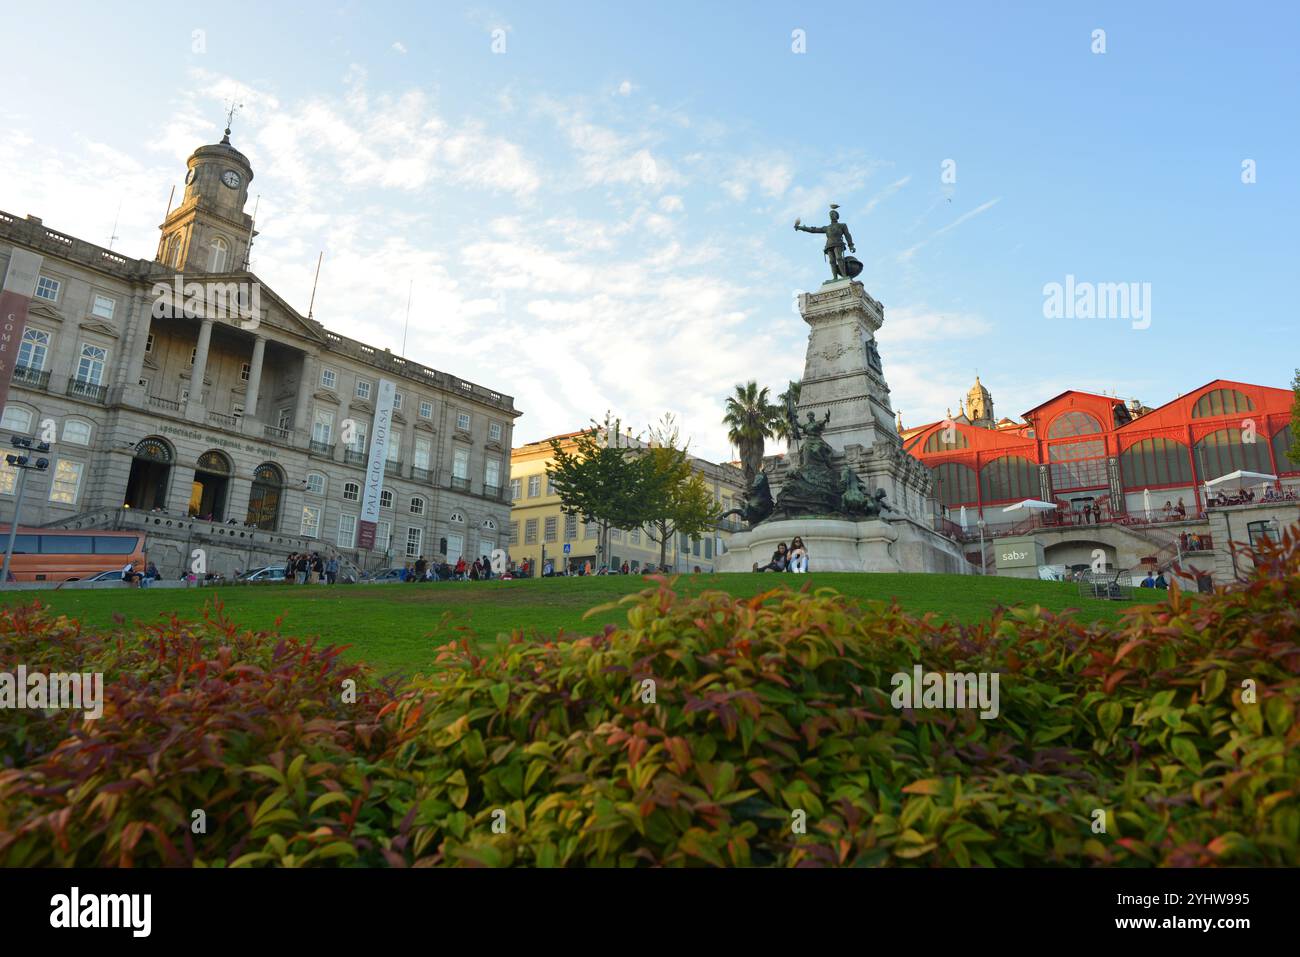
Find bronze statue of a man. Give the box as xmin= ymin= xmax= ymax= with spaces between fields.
xmin=795 ymin=205 xmax=856 ymax=281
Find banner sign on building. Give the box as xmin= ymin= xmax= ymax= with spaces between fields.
xmin=0 ymin=249 xmax=45 ymax=414
xmin=357 ymin=377 xmax=397 ymax=551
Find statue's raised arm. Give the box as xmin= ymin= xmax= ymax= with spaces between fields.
xmin=794 ymin=204 xmax=861 ymax=282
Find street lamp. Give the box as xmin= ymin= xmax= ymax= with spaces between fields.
xmin=2 ymin=436 xmax=52 ymax=584
xmin=977 ymin=517 xmax=987 ymax=576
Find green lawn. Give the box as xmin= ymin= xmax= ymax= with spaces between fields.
xmin=1 ymin=573 xmax=1163 ymax=675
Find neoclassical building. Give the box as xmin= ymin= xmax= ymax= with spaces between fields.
xmin=0 ymin=129 xmax=519 ymax=578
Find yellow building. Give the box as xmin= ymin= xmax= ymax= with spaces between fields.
xmin=509 ymin=428 xmax=746 ymax=575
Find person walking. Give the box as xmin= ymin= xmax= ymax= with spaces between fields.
xmin=326 ymin=555 xmax=338 ymax=584
xmin=295 ymin=553 xmax=309 ymax=584
xmin=310 ymin=553 xmax=323 ymax=584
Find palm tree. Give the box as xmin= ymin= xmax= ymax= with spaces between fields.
xmin=772 ymin=379 xmax=802 ymax=443
xmin=723 ymin=381 xmax=780 ymax=487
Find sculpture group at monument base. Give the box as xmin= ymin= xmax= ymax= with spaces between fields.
xmin=716 ymin=517 xmax=968 ymax=575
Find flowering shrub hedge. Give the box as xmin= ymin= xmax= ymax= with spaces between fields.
xmin=2 ymin=532 xmax=1297 ymax=867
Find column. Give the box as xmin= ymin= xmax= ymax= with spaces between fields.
xmin=241 ymin=335 xmax=267 ymax=435
xmin=293 ymin=352 xmax=316 ymax=441
xmin=185 ymin=318 xmax=214 ymax=421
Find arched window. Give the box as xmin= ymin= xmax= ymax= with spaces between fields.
xmin=208 ymin=236 xmax=229 ymax=272
xmin=924 ymin=428 xmax=969 ymax=452
xmin=1195 ymin=428 xmax=1272 ymax=480
xmin=979 ymin=455 xmax=1038 ymax=503
xmin=930 ymin=462 xmax=978 ymax=507
xmin=409 ymin=496 xmax=425 ymax=515
xmin=62 ymin=420 xmax=93 ymax=445
xmin=1 ymin=406 xmax=34 ymax=434
xmin=1047 ymin=411 xmax=1103 ymax=438
xmin=450 ymin=510 xmax=465 ymax=524
xmin=246 ymin=462 xmax=285 ymax=530
xmin=134 ymin=437 xmax=174 ymax=463
xmin=1191 ymin=388 xmax=1255 ymax=419
xmin=1120 ymin=437 xmax=1193 ymax=488
xmin=343 ymin=481 xmax=360 ymax=502
xmin=197 ymin=450 xmax=232 ymax=475
xmin=1272 ymin=426 xmax=1296 ymax=474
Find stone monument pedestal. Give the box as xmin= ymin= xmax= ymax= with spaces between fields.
xmin=714 ymin=267 xmax=970 ymax=575
xmin=717 ymin=517 xmax=967 ymax=574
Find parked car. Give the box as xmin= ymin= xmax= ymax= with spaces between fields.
xmin=236 ymin=565 xmax=287 ymax=583
xmin=84 ymin=569 xmax=125 ymax=582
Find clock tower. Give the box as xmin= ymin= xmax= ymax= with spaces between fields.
xmin=156 ymin=126 xmax=256 ymax=274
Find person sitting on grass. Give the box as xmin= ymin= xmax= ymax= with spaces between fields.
xmin=754 ymin=542 xmax=789 ymax=573
xmin=787 ymin=536 xmax=809 ymax=573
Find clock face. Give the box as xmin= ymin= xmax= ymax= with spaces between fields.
xmin=221 ymin=170 xmax=242 ymax=189
xmin=184 ymin=168 xmax=197 ymax=185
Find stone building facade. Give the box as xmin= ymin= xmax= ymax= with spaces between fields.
xmin=0 ymin=131 xmax=519 ymax=578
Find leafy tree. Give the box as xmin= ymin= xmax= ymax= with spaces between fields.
xmin=641 ymin=445 xmax=718 ymax=571
xmin=723 ymin=382 xmax=781 ymax=487
xmin=1290 ymin=368 xmax=1300 ymax=466
xmin=546 ymin=413 xmax=649 ymax=570
xmin=773 ymin=379 xmax=802 ymax=443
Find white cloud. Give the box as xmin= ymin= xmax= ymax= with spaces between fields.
xmin=617 ymin=80 xmax=633 ymax=96
xmin=392 ymin=41 xmax=407 ymax=55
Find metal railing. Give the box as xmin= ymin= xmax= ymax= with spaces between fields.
xmin=483 ymin=483 xmax=502 ymax=499
xmin=148 ymin=395 xmax=182 ymax=412
xmin=450 ymin=476 xmax=471 ymax=492
xmin=309 ymin=440 xmax=335 ymax=457
xmin=344 ymin=449 xmax=366 ymax=466
xmin=384 ymin=460 xmax=402 ymax=477
xmin=264 ymin=425 xmax=293 ymax=444
xmin=66 ymin=378 xmax=107 ymax=403
xmin=11 ymin=366 xmax=49 ymax=390
xmin=410 ymin=466 xmax=431 ymax=482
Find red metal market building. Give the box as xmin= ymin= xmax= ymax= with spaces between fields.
xmin=900 ymin=377 xmax=1298 ymax=579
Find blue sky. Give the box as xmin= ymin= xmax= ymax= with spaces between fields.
xmin=2 ymin=1 xmax=1296 ymax=461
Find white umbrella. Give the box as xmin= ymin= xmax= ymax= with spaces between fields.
xmin=959 ymin=505 xmax=968 ymax=530
xmin=1143 ymin=488 xmax=1151 ymax=520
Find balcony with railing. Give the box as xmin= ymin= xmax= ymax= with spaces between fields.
xmin=11 ymin=365 xmax=50 ymax=390
xmin=264 ymin=425 xmax=293 ymax=445
xmin=309 ymin=440 xmax=335 ymax=457
xmin=384 ymin=460 xmax=403 ymax=477
xmin=483 ymin=482 xmax=502 ymax=500
xmin=450 ymin=475 xmax=471 ymax=492
xmin=207 ymin=410 xmax=238 ymax=429
xmin=344 ymin=448 xmax=366 ymax=466
xmin=410 ymin=465 xmax=432 ymax=482
xmin=66 ymin=378 xmax=107 ymax=404
xmin=147 ymin=395 xmax=182 ymax=412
